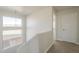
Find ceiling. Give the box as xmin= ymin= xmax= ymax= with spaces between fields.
xmin=0 ymin=6 xmax=47 ymax=16
xmin=0 ymin=6 xmax=78 ymax=16
xmin=54 ymin=6 xmax=78 ymax=11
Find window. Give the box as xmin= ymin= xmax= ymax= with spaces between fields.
xmin=3 ymin=30 xmax=22 ymax=36
xmin=2 ymin=16 xmax=23 ymax=49
xmin=3 ymin=16 xmax=22 ymax=27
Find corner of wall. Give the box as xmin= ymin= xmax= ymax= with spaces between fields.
xmin=44 ymin=40 xmax=55 ymax=53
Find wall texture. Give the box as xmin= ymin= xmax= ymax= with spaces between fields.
xmin=17 ymin=7 xmax=55 ymax=53
xmin=56 ymin=8 xmax=79 ymax=44
xmin=26 ymin=7 xmax=53 ymax=53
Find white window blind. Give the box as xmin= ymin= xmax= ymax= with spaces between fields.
xmin=2 ymin=16 xmax=23 ymax=49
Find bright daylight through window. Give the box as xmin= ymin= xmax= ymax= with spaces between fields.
xmin=2 ymin=16 xmax=23 ymax=49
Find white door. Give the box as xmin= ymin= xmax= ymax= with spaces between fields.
xmin=57 ymin=12 xmax=77 ymax=43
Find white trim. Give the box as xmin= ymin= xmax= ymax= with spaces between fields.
xmin=44 ymin=40 xmax=55 ymax=53
xmin=57 ymin=39 xmax=79 ymax=45
xmin=72 ymin=41 xmax=79 ymax=45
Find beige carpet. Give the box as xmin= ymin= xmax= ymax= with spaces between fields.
xmin=47 ymin=40 xmax=79 ymax=53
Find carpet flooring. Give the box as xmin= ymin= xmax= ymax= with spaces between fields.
xmin=47 ymin=40 xmax=79 ymax=53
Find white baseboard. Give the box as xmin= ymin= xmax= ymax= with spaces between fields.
xmin=72 ymin=42 xmax=79 ymax=45
xmin=44 ymin=40 xmax=55 ymax=53
xmin=57 ymin=39 xmax=79 ymax=45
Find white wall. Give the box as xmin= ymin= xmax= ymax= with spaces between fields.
xmin=77 ymin=8 xmax=79 ymax=43
xmin=0 ymin=17 xmax=3 ymax=52
xmin=26 ymin=7 xmax=53 ymax=52
xmin=56 ymin=8 xmax=79 ymax=44
xmin=0 ymin=7 xmax=56 ymax=53
xmin=22 ymin=7 xmax=55 ymax=53
xmin=27 ymin=7 xmax=52 ymax=41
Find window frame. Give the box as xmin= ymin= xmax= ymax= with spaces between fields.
xmin=2 ymin=16 xmax=24 ymax=49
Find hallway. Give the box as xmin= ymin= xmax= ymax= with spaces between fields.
xmin=47 ymin=40 xmax=79 ymax=53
